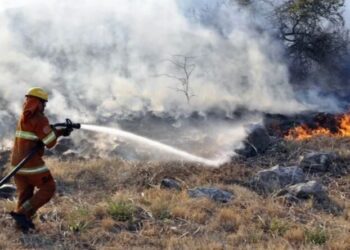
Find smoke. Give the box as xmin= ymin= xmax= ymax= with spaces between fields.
xmin=344 ymin=1 xmax=350 ymax=27
xmin=0 ymin=0 xmax=321 ymax=160
xmin=0 ymin=0 xmax=305 ymax=114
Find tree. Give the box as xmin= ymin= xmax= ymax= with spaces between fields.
xmin=158 ymin=55 xmax=196 ymax=104
xmin=274 ymin=0 xmax=349 ymax=79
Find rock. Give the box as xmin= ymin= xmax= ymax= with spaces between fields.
xmin=0 ymin=184 xmax=16 ymax=199
xmin=127 ymin=220 xmax=143 ymax=232
xmin=61 ymin=150 xmax=79 ymax=160
xmin=188 ymin=187 xmax=233 ymax=203
xmin=288 ymin=180 xmax=326 ymax=199
xmin=300 ymin=152 xmax=336 ymax=173
xmin=109 ymin=143 xmax=139 ymax=161
xmin=251 ymin=165 xmax=305 ymax=194
xmin=235 ymin=125 xmax=271 ymax=157
xmin=312 ymin=195 xmax=343 ymax=215
xmin=52 ymin=138 xmax=74 ymax=154
xmin=279 ymin=180 xmax=326 ymax=199
xmin=276 ymin=181 xmax=342 ymax=215
xmin=160 ymin=178 xmax=181 ymax=191
xmin=45 ymin=150 xmax=54 ymax=156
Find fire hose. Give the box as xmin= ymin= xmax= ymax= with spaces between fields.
xmin=0 ymin=119 xmax=80 ymax=188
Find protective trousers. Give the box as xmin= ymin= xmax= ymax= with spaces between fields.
xmin=14 ymin=171 xmax=56 ymax=218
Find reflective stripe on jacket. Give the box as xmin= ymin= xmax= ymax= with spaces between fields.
xmin=15 ymin=165 xmax=49 ymax=175
xmin=16 ymin=131 xmax=39 ymax=141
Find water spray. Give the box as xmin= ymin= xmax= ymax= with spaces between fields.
xmin=1 ymin=118 xmax=228 ymax=189
xmin=80 ymin=124 xmax=228 ymax=167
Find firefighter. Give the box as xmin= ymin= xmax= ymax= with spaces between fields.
xmin=10 ymin=87 xmax=72 ymax=232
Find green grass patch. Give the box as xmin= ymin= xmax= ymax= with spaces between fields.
xmin=269 ymin=218 xmax=289 ymax=236
xmin=108 ymin=201 xmax=135 ymax=221
xmin=67 ymin=207 xmax=92 ymax=233
xmin=305 ymin=227 xmax=328 ymax=245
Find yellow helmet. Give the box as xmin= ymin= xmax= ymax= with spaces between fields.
xmin=26 ymin=87 xmax=49 ymax=102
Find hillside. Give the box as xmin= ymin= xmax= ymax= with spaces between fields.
xmin=0 ymin=137 xmax=349 ymax=250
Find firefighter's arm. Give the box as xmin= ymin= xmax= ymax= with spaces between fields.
xmin=35 ymin=117 xmax=61 ymax=149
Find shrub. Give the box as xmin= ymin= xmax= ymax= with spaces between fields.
xmin=215 ymin=208 xmax=241 ymax=233
xmin=67 ymin=208 xmax=92 ymax=233
xmin=269 ymin=218 xmax=289 ymax=237
xmin=150 ymin=200 xmax=171 ymax=220
xmin=305 ymin=227 xmax=328 ymax=245
xmin=108 ymin=201 xmax=135 ymax=222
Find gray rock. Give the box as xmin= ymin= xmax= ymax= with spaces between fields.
xmin=313 ymin=195 xmax=343 ymax=215
xmin=252 ymin=165 xmax=305 ymax=194
xmin=188 ymin=187 xmax=233 ymax=203
xmin=160 ymin=178 xmax=181 ymax=191
xmin=61 ymin=150 xmax=80 ymax=160
xmin=0 ymin=184 xmax=16 ymax=199
xmin=300 ymin=152 xmax=336 ymax=173
xmin=52 ymin=138 xmax=74 ymax=154
xmin=277 ymin=180 xmax=343 ymax=215
xmin=235 ymin=125 xmax=271 ymax=157
xmin=109 ymin=143 xmax=139 ymax=161
xmin=282 ymin=181 xmax=326 ymax=199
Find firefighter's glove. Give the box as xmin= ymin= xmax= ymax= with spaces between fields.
xmin=62 ymin=127 xmax=73 ymax=137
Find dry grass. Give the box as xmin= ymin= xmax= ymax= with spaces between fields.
xmin=0 ymin=137 xmax=350 ymax=249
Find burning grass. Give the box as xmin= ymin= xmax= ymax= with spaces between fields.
xmin=0 ymin=137 xmax=349 ymax=249
xmin=285 ymin=113 xmax=350 ymax=140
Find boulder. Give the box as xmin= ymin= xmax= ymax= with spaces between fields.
xmin=277 ymin=181 xmax=343 ymax=215
xmin=52 ymin=138 xmax=74 ymax=154
xmin=188 ymin=187 xmax=233 ymax=203
xmin=251 ymin=165 xmax=305 ymax=194
xmin=61 ymin=150 xmax=80 ymax=160
xmin=160 ymin=178 xmax=181 ymax=191
xmin=235 ymin=125 xmax=271 ymax=157
xmin=109 ymin=143 xmax=139 ymax=161
xmin=0 ymin=184 xmax=16 ymax=199
xmin=300 ymin=152 xmax=336 ymax=173
xmin=278 ymin=180 xmax=326 ymax=200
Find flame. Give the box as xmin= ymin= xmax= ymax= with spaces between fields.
xmin=339 ymin=114 xmax=350 ymax=136
xmin=285 ymin=113 xmax=350 ymax=140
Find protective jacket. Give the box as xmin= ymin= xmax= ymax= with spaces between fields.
xmin=11 ymin=97 xmax=61 ymax=174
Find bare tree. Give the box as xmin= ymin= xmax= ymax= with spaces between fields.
xmin=158 ymin=55 xmax=196 ymax=104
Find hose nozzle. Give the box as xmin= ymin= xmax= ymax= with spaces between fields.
xmin=53 ymin=119 xmax=81 ymax=129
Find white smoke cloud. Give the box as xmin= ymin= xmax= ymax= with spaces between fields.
xmin=0 ymin=0 xmax=305 ymax=117
xmin=344 ymin=0 xmax=350 ymax=27
xmin=0 ymin=0 xmax=309 ymax=160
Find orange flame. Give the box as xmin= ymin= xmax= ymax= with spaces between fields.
xmin=285 ymin=113 xmax=350 ymax=140
xmin=339 ymin=114 xmax=350 ymax=136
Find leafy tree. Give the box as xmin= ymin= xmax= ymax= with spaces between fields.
xmin=274 ymin=0 xmax=349 ymax=78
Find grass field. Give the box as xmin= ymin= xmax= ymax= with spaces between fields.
xmin=0 ymin=137 xmax=349 ymax=249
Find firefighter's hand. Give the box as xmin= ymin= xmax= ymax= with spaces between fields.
xmin=62 ymin=127 xmax=73 ymax=137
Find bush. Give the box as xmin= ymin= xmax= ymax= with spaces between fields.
xmin=305 ymin=227 xmax=328 ymax=245
xmin=269 ymin=218 xmax=289 ymax=237
xmin=67 ymin=208 xmax=92 ymax=233
xmin=108 ymin=201 xmax=135 ymax=222
xmin=68 ymin=221 xmax=90 ymax=233
xmin=150 ymin=201 xmax=171 ymax=220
